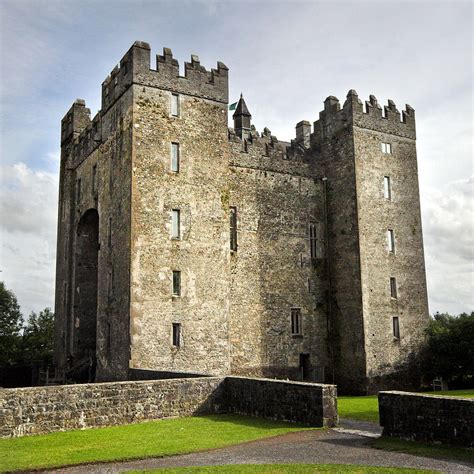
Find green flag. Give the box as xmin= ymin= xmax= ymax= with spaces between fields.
xmin=229 ymin=102 xmax=238 ymax=111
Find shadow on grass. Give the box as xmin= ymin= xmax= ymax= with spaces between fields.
xmin=373 ymin=437 xmax=474 ymax=466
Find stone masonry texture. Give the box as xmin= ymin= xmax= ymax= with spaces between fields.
xmin=54 ymin=41 xmax=430 ymax=394
xmin=379 ymin=391 xmax=474 ymax=448
xmin=0 ymin=377 xmax=337 ymax=438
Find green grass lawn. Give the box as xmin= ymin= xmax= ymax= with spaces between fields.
xmin=338 ymin=389 xmax=474 ymax=423
xmin=374 ymin=437 xmax=474 ymax=464
xmin=0 ymin=414 xmax=315 ymax=473
xmin=135 ymin=464 xmax=437 ymax=473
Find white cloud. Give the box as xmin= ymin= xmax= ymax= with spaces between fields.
xmin=422 ymin=177 xmax=474 ymax=314
xmin=0 ymin=161 xmax=59 ymax=315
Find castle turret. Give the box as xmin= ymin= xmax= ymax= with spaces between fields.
xmin=233 ymin=94 xmax=252 ymax=139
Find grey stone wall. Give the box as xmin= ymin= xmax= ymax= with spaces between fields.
xmin=379 ymin=391 xmax=474 ymax=448
xmin=0 ymin=377 xmax=337 ymax=438
xmin=226 ymin=377 xmax=337 ymax=426
xmin=228 ymin=133 xmax=328 ymax=380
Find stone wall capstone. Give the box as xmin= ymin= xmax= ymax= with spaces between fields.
xmin=379 ymin=391 xmax=474 ymax=448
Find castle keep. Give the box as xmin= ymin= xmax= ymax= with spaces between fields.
xmin=54 ymin=41 xmax=429 ymax=393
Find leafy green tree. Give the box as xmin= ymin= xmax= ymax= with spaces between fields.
xmin=421 ymin=311 xmax=474 ymax=386
xmin=21 ymin=308 xmax=54 ymax=365
xmin=0 ymin=281 xmax=23 ymax=365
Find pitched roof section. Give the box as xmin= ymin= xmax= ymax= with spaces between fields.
xmin=233 ymin=93 xmax=251 ymax=118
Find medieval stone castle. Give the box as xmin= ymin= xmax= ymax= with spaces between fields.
xmin=54 ymin=41 xmax=429 ymax=393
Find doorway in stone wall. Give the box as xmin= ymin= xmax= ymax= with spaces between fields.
xmin=300 ymin=353 xmax=310 ymax=381
xmin=72 ymin=208 xmax=99 ymax=380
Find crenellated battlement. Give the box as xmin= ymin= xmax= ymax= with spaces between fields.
xmin=61 ymin=99 xmax=91 ymax=146
xmin=101 ymin=41 xmax=228 ymax=112
xmin=312 ymin=90 xmax=416 ymax=143
xmin=228 ymin=126 xmax=313 ymax=177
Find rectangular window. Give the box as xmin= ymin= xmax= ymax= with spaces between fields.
xmin=171 ymin=143 xmax=180 ymax=172
xmin=291 ymin=308 xmax=302 ymax=336
xmin=171 ymin=93 xmax=179 ymax=117
xmin=76 ymin=178 xmax=81 ymax=202
xmin=390 ymin=277 xmax=397 ymax=299
xmin=92 ymin=164 xmax=97 ymax=194
xmin=387 ymin=229 xmax=395 ymax=252
xmin=393 ymin=316 xmax=400 ymax=339
xmin=171 ymin=209 xmax=180 ymax=239
xmin=230 ymin=207 xmax=237 ymax=251
xmin=323 ymin=124 xmax=332 ymax=138
xmin=172 ymin=323 xmax=181 ymax=347
xmin=309 ymin=224 xmax=317 ymax=259
xmin=381 ymin=142 xmax=392 ymax=154
xmin=383 ymin=176 xmax=391 ymax=200
xmin=172 ymin=270 xmax=181 ymax=296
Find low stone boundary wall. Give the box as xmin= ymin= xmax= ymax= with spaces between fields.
xmin=226 ymin=376 xmax=338 ymax=427
xmin=379 ymin=391 xmax=474 ymax=447
xmin=0 ymin=377 xmax=337 ymax=438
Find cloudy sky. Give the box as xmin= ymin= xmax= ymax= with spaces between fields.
xmin=0 ymin=0 xmax=472 ymax=317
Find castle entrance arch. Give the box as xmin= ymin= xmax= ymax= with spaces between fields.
xmin=73 ymin=209 xmax=99 ymax=367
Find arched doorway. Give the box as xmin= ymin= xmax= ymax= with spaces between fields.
xmin=73 ymin=209 xmax=99 ymax=371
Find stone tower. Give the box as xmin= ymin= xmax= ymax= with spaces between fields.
xmin=313 ymin=91 xmax=429 ymax=393
xmin=54 ymin=42 xmax=429 ymax=392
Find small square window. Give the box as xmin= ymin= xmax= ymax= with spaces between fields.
xmin=387 ymin=229 xmax=395 ymax=253
xmin=291 ymin=308 xmax=302 ymax=336
xmin=172 ymin=270 xmax=181 ymax=296
xmin=381 ymin=142 xmax=392 ymax=154
xmin=171 ymin=143 xmax=179 ymax=172
xmin=172 ymin=323 xmax=181 ymax=347
xmin=383 ymin=176 xmax=391 ymax=200
xmin=171 ymin=94 xmax=179 ymax=117
xmin=171 ymin=209 xmax=180 ymax=239
xmin=390 ymin=277 xmax=397 ymax=299
xmin=393 ymin=317 xmax=400 ymax=339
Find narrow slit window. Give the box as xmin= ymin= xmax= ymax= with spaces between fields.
xmin=171 ymin=143 xmax=180 ymax=172
xmin=381 ymin=142 xmax=392 ymax=154
xmin=309 ymin=224 xmax=317 ymax=259
xmin=383 ymin=176 xmax=391 ymax=200
xmin=387 ymin=229 xmax=395 ymax=253
xmin=393 ymin=317 xmax=400 ymax=339
xmin=171 ymin=209 xmax=180 ymax=239
xmin=172 ymin=270 xmax=181 ymax=296
xmin=108 ymin=217 xmax=112 ymax=248
xmin=172 ymin=323 xmax=181 ymax=347
xmin=76 ymin=178 xmax=82 ymax=202
xmin=390 ymin=277 xmax=397 ymax=299
xmin=171 ymin=94 xmax=179 ymax=117
xmin=230 ymin=207 xmax=237 ymax=251
xmin=291 ymin=308 xmax=302 ymax=336
xmin=92 ymin=165 xmax=97 ymax=194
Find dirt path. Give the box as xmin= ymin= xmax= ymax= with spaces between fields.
xmin=48 ymin=421 xmax=473 ymax=474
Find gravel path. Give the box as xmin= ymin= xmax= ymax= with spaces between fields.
xmin=48 ymin=420 xmax=473 ymax=474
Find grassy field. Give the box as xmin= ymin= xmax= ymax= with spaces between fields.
xmin=0 ymin=415 xmax=315 ymax=472
xmin=134 ymin=464 xmax=438 ymax=473
xmin=338 ymin=389 xmax=474 ymax=423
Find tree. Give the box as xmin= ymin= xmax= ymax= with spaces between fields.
xmin=21 ymin=308 xmax=55 ymax=365
xmin=421 ymin=312 xmax=474 ymax=387
xmin=0 ymin=281 xmax=23 ymax=365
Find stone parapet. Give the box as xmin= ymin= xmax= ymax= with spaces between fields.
xmin=379 ymin=391 xmax=474 ymax=447
xmin=0 ymin=377 xmax=337 ymax=438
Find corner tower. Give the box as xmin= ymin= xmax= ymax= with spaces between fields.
xmin=313 ymin=91 xmax=429 ymax=393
